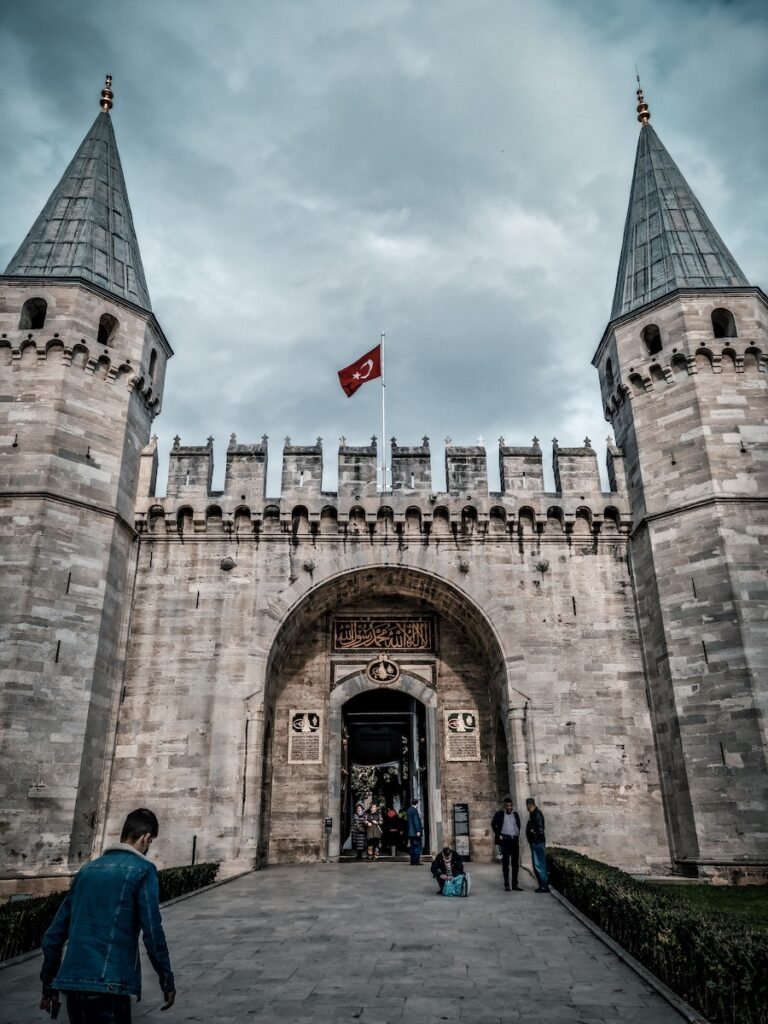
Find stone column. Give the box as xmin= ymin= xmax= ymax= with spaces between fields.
xmin=506 ymin=704 xmax=530 ymax=805
xmin=236 ymin=703 xmax=265 ymax=866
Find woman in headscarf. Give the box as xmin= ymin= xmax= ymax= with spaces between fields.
xmin=351 ymin=803 xmax=367 ymax=860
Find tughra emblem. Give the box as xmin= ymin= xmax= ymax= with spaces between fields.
xmin=365 ymin=654 xmax=400 ymax=685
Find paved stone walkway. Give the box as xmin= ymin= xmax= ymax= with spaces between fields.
xmin=1 ymin=863 xmax=686 ymax=1024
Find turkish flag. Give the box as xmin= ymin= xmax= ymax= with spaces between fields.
xmin=337 ymin=344 xmax=382 ymax=397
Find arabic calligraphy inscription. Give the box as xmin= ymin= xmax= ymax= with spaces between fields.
xmin=333 ymin=618 xmax=434 ymax=653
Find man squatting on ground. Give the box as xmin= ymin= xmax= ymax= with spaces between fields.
xmin=491 ymin=796 xmax=522 ymax=891
xmin=40 ymin=808 xmax=175 ymax=1023
xmin=526 ymin=797 xmax=550 ymax=893
xmin=430 ymin=846 xmax=465 ymax=893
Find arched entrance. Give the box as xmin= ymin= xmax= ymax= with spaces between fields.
xmin=333 ymin=673 xmax=439 ymax=858
xmin=257 ymin=566 xmax=518 ymax=865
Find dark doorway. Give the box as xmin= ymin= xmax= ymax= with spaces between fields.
xmin=341 ymin=689 xmax=428 ymax=856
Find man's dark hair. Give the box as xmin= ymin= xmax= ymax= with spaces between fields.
xmin=503 ymin=795 xmax=513 ymax=803
xmin=121 ymin=808 xmax=159 ymax=842
xmin=526 ymin=797 xmax=536 ymax=807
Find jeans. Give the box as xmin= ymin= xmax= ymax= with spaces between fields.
xmin=530 ymin=841 xmax=549 ymax=888
xmin=65 ymin=992 xmax=132 ymax=1024
xmin=499 ymin=836 xmax=519 ymax=888
xmin=409 ymin=837 xmax=422 ymax=865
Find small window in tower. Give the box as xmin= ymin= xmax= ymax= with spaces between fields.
xmin=605 ymin=358 xmax=614 ymax=388
xmin=19 ymin=297 xmax=47 ymax=330
xmin=711 ymin=308 xmax=737 ymax=339
xmin=97 ymin=313 xmax=118 ymax=346
xmin=642 ymin=323 xmax=662 ymax=356
xmin=148 ymin=349 xmax=158 ymax=381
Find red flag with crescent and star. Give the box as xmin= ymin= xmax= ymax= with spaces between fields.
xmin=337 ymin=344 xmax=382 ymax=397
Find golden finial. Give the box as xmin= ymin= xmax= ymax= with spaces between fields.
xmin=100 ymin=75 xmax=114 ymax=113
xmin=635 ymin=72 xmax=650 ymax=125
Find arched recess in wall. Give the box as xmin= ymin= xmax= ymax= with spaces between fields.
xmin=291 ymin=505 xmax=309 ymax=539
xmin=744 ymin=347 xmax=763 ymax=372
xmin=721 ymin=348 xmax=737 ymax=373
xmin=234 ymin=506 xmax=251 ymax=534
xmin=97 ymin=313 xmax=118 ymax=346
xmin=711 ymin=308 xmax=737 ymax=339
xmin=19 ymin=297 xmax=47 ymax=330
xmin=319 ymin=505 xmax=337 ymax=535
xmin=489 ymin=506 xmax=507 ymax=533
xmin=670 ymin=354 xmax=689 ymax=377
xmin=432 ymin=506 xmax=450 ymax=536
xmin=253 ymin=565 xmax=515 ymax=866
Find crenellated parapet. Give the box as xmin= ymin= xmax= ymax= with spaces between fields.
xmin=136 ymin=434 xmax=632 ymax=538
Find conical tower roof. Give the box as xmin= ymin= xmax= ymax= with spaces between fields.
xmin=611 ymin=116 xmax=748 ymax=320
xmin=4 ymin=85 xmax=151 ymax=312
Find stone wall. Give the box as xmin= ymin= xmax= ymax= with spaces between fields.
xmin=101 ymin=443 xmax=669 ymax=874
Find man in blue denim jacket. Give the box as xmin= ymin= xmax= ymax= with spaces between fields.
xmin=40 ymin=808 xmax=176 ymax=1022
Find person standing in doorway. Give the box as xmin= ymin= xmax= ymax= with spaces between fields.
xmin=406 ymin=798 xmax=423 ymax=865
xmin=351 ymin=802 xmax=368 ymax=860
xmin=525 ymin=797 xmax=550 ymax=893
xmin=491 ymin=796 xmax=522 ymax=891
xmin=383 ymin=806 xmax=401 ymax=856
xmin=39 ymin=807 xmax=175 ymax=1022
xmin=366 ymin=803 xmax=383 ymax=860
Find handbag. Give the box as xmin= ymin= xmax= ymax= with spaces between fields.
xmin=441 ymin=873 xmax=469 ymax=897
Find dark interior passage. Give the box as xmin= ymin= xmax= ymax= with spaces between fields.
xmin=341 ymin=688 xmax=428 ymax=855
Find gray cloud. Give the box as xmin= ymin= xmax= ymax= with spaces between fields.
xmin=2 ymin=0 xmax=766 ymax=495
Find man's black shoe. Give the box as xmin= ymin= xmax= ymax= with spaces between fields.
xmin=512 ymin=886 xmax=523 ymax=891
xmin=504 ymin=884 xmax=510 ymax=891
xmin=534 ymin=887 xmax=550 ymax=893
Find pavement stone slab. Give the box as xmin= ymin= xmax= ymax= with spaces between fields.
xmin=0 ymin=863 xmax=689 ymax=1024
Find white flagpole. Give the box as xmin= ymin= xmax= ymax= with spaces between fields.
xmin=380 ymin=331 xmax=386 ymax=492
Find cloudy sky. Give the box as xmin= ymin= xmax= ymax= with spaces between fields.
xmin=1 ymin=0 xmax=766 ymax=495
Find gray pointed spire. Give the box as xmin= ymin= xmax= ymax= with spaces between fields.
xmin=4 ymin=91 xmax=151 ymax=311
xmin=611 ymin=122 xmax=748 ymax=320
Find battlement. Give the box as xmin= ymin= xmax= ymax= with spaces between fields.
xmin=136 ymin=434 xmax=631 ymax=536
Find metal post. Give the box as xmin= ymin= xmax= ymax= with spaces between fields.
xmin=380 ymin=331 xmax=386 ymax=492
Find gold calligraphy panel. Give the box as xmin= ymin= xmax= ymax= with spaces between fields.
xmin=332 ymin=617 xmax=434 ymax=653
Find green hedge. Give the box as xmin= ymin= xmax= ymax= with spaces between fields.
xmin=157 ymin=862 xmax=219 ymax=902
xmin=547 ymin=848 xmax=768 ymax=1024
xmin=0 ymin=861 xmax=219 ymax=963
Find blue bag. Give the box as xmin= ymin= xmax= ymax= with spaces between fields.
xmin=441 ymin=873 xmax=469 ymax=897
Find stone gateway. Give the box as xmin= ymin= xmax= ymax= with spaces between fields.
xmin=1 ymin=81 xmax=766 ymax=891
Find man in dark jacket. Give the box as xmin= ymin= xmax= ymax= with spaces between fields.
xmin=491 ymin=796 xmax=522 ymax=891
xmin=430 ymin=846 xmax=464 ymax=893
xmin=406 ymin=798 xmax=423 ymax=865
xmin=525 ymin=797 xmax=550 ymax=892
xmin=40 ymin=808 xmax=176 ymax=1022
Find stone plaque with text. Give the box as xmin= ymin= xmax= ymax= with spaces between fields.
xmin=445 ymin=710 xmax=481 ymax=762
xmin=288 ymin=710 xmax=322 ymax=764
